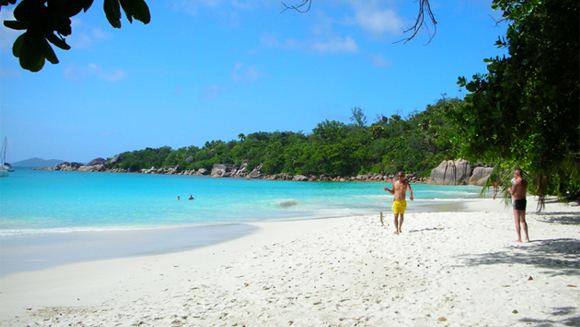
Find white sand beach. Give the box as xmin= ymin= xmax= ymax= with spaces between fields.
xmin=1 ymin=198 xmax=579 ymax=326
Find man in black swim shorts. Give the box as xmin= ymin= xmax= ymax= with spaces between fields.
xmin=514 ymin=199 xmax=527 ymax=211
xmin=508 ymin=169 xmax=530 ymax=242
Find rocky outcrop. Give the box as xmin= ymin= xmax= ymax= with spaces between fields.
xmin=78 ymin=164 xmax=106 ymax=172
xmin=87 ymin=158 xmax=106 ymax=166
xmin=272 ymin=173 xmax=293 ymax=180
xmin=34 ymin=157 xmax=435 ymax=184
xmin=209 ymin=162 xmax=252 ymax=178
xmin=430 ymin=159 xmax=493 ymax=186
xmin=211 ymin=164 xmax=228 ymax=177
xmin=293 ymin=175 xmax=308 ymax=181
xmin=248 ymin=164 xmax=263 ymax=179
xmin=197 ymin=168 xmax=209 ymax=175
xmin=429 ymin=159 xmax=472 ymax=185
xmin=54 ymin=162 xmax=83 ymax=171
xmin=469 ymin=167 xmax=494 ymax=186
xmin=35 ymin=160 xmax=112 ymax=173
xmin=110 ymin=155 xmax=122 ymax=165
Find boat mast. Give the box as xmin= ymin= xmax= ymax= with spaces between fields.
xmin=1 ymin=137 xmax=6 ymax=166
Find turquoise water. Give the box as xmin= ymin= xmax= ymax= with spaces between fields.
xmin=0 ymin=169 xmax=482 ymax=236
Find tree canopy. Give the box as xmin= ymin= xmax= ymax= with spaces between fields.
xmin=109 ymin=99 xmax=461 ymax=177
xmin=450 ymin=0 xmax=580 ymax=203
xmin=1 ymin=0 xmax=151 ymax=72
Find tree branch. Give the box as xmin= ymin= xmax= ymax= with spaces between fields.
xmin=281 ymin=0 xmax=312 ymax=13
xmin=395 ymin=0 xmax=437 ymax=45
xmin=281 ymin=0 xmax=437 ymax=44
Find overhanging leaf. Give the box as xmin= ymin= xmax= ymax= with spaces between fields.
xmin=41 ymin=37 xmax=59 ymax=64
xmin=19 ymin=33 xmax=45 ymax=72
xmin=46 ymin=32 xmax=71 ymax=50
xmin=82 ymin=0 xmax=94 ymax=12
xmin=104 ymin=0 xmax=122 ymax=28
xmin=119 ymin=0 xmax=150 ymax=24
xmin=12 ymin=33 xmax=25 ymax=57
xmin=48 ymin=0 xmax=86 ymax=17
xmin=4 ymin=20 xmax=28 ymax=30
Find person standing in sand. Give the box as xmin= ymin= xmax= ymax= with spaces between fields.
xmin=508 ymin=168 xmax=529 ymax=242
xmin=384 ymin=172 xmax=414 ymax=234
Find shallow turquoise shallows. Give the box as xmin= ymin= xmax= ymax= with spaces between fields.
xmin=0 ymin=169 xmax=482 ymax=235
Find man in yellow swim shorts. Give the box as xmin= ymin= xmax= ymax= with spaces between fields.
xmin=384 ymin=172 xmax=414 ymax=234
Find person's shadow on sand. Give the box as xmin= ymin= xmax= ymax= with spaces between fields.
xmin=408 ymin=227 xmax=445 ymax=233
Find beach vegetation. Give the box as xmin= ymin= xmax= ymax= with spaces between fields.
xmin=108 ymin=97 xmax=461 ymax=177
xmin=450 ymin=0 xmax=580 ymax=203
xmin=116 ymin=146 xmax=171 ymax=172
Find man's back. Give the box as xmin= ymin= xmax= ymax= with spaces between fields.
xmin=512 ymin=178 xmax=528 ymax=200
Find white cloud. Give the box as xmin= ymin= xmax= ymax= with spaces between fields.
xmin=231 ymin=62 xmax=266 ymax=82
xmin=311 ymin=11 xmax=334 ymax=37
xmin=69 ymin=17 xmax=111 ymax=50
xmin=261 ymin=1 xmax=404 ymax=57
xmin=231 ymin=0 xmax=270 ymax=10
xmin=261 ymin=33 xmax=301 ymax=50
xmin=311 ymin=36 xmax=359 ymax=54
xmin=261 ymin=32 xmax=358 ymax=55
xmin=173 ymin=0 xmax=274 ymax=16
xmin=345 ymin=0 xmax=405 ymax=37
xmin=91 ymin=28 xmax=111 ymax=41
xmin=369 ymin=53 xmax=390 ymax=67
xmin=199 ymin=84 xmax=228 ymax=100
xmin=63 ymin=63 xmax=127 ymax=81
xmin=172 ymin=0 xmax=225 ymax=15
xmin=354 ymin=7 xmax=404 ymax=36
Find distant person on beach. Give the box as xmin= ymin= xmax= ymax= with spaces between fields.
xmin=383 ymin=172 xmax=414 ymax=234
xmin=189 ymin=195 xmax=194 ymax=200
xmin=492 ymin=180 xmax=499 ymax=200
xmin=508 ymin=168 xmax=529 ymax=242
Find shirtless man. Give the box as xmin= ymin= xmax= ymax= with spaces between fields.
xmin=508 ymin=168 xmax=529 ymax=242
xmin=384 ymin=172 xmax=414 ymax=234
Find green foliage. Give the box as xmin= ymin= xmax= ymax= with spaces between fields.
xmin=350 ymin=107 xmax=367 ymax=128
xmin=114 ymin=146 xmax=171 ymax=172
xmin=452 ymin=0 xmax=580 ymax=201
xmin=109 ymin=99 xmax=462 ymax=178
xmin=2 ymin=0 xmax=150 ymax=72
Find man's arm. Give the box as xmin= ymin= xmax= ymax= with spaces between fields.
xmin=508 ymin=180 xmax=520 ymax=196
xmin=407 ymin=183 xmax=414 ymax=201
xmin=383 ymin=183 xmax=395 ymax=194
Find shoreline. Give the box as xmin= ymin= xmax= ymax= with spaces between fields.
xmin=1 ymin=198 xmax=579 ymax=326
xmin=0 ymin=224 xmax=259 ymax=277
xmin=33 ymin=165 xmax=434 ymax=183
xmin=1 ymin=200 xmax=473 ymax=276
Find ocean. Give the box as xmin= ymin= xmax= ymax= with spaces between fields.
xmin=0 ymin=169 xmax=483 ymax=274
xmin=0 ymin=168 xmax=482 ymax=236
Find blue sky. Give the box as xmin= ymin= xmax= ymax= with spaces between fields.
xmin=0 ymin=0 xmax=507 ymax=163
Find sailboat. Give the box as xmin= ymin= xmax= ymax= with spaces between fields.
xmin=4 ymin=162 xmax=15 ymax=172
xmin=0 ymin=137 xmax=10 ymax=177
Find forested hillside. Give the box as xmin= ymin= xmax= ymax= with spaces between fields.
xmin=108 ymin=97 xmax=461 ymax=178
